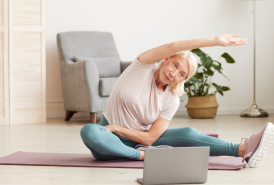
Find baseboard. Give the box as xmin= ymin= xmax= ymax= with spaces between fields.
xmin=174 ymin=107 xmax=274 ymax=116
xmin=47 ymin=99 xmax=274 ymax=118
xmin=46 ymin=99 xmax=103 ymax=118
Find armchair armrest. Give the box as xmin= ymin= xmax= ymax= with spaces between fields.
xmin=83 ymin=60 xmax=104 ymax=112
xmin=120 ymin=61 xmax=132 ymax=73
xmin=61 ymin=59 xmax=100 ymax=112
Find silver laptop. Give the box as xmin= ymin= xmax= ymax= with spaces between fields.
xmin=137 ymin=147 xmax=210 ymax=185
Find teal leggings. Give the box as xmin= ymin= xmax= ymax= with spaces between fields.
xmin=80 ymin=115 xmax=240 ymax=161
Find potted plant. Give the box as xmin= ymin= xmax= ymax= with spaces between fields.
xmin=184 ymin=48 xmax=235 ymax=118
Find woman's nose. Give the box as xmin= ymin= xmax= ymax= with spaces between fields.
xmin=169 ymin=72 xmax=175 ymax=78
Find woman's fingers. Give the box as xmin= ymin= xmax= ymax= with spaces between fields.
xmin=230 ymin=41 xmax=247 ymax=46
xmin=228 ymin=37 xmax=247 ymax=46
xmin=234 ymin=38 xmax=247 ymax=42
xmin=215 ymin=34 xmax=247 ymax=46
xmin=231 ymin=34 xmax=241 ymax=37
xmin=237 ymin=41 xmax=247 ymax=45
xmin=104 ymin=126 xmax=112 ymax=133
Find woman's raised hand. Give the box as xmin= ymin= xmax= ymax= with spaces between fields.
xmin=214 ymin=34 xmax=247 ymax=47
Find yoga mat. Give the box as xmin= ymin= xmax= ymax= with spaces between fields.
xmin=0 ymin=151 xmax=247 ymax=170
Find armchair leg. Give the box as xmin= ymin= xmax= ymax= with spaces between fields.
xmin=65 ymin=111 xmax=78 ymax=121
xmin=90 ymin=112 xmax=97 ymax=124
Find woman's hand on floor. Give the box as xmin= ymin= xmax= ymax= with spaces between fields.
xmin=214 ymin=34 xmax=247 ymax=47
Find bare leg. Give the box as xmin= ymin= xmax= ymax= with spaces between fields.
xmin=138 ymin=151 xmax=145 ymax=160
xmin=238 ymin=143 xmax=246 ymax=157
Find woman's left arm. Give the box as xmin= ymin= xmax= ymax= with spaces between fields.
xmin=104 ymin=117 xmax=170 ymax=146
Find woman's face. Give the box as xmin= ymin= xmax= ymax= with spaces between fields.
xmin=160 ymin=55 xmax=189 ymax=85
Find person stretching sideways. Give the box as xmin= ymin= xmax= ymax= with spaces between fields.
xmin=80 ymin=34 xmax=274 ymax=168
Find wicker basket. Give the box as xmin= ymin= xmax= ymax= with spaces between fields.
xmin=185 ymin=91 xmax=219 ymax=119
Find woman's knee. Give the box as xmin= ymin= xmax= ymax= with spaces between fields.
xmin=80 ymin=124 xmax=102 ymax=145
xmin=181 ymin=126 xmax=198 ymax=136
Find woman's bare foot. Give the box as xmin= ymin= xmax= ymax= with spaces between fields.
xmin=138 ymin=151 xmax=145 ymax=160
xmin=238 ymin=143 xmax=246 ymax=157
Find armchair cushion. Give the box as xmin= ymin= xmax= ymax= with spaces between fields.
xmin=73 ymin=56 xmax=121 ymax=78
xmin=99 ymin=77 xmax=119 ymax=97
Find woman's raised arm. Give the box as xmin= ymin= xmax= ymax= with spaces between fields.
xmin=138 ymin=34 xmax=247 ymax=64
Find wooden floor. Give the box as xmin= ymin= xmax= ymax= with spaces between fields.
xmin=0 ymin=114 xmax=274 ymax=185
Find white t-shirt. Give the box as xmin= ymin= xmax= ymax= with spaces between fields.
xmin=102 ymin=51 xmax=180 ymax=132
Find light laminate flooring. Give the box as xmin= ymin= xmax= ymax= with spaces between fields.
xmin=0 ymin=114 xmax=274 ymax=185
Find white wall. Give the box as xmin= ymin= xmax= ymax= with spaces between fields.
xmin=46 ymin=0 xmax=274 ymax=118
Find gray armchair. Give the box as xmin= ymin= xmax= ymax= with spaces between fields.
xmin=56 ymin=31 xmax=132 ymax=123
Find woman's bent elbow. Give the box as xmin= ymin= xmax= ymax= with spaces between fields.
xmin=144 ymin=138 xmax=154 ymax=146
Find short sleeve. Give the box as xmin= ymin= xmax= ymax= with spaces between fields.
xmin=132 ymin=50 xmax=157 ymax=70
xmin=159 ymin=96 xmax=180 ymax=121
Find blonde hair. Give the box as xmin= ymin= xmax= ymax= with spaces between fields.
xmin=157 ymin=50 xmax=198 ymax=96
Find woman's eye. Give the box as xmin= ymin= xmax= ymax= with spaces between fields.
xmin=174 ymin=64 xmax=177 ymax=67
xmin=181 ymin=73 xmax=184 ymax=77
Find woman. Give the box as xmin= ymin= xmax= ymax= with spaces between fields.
xmin=80 ymin=34 xmax=274 ymax=168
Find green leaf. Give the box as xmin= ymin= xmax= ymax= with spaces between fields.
xmin=184 ymin=82 xmax=194 ymax=88
xmin=212 ymin=63 xmax=225 ymax=78
xmin=204 ymin=84 xmax=210 ymax=96
xmin=218 ymin=90 xmax=224 ymax=96
xmin=221 ymin=53 xmax=235 ymax=64
xmin=191 ymin=48 xmax=206 ymax=57
xmin=213 ymin=61 xmax=229 ymax=79
xmin=212 ymin=83 xmax=223 ymax=93
xmin=214 ymin=61 xmax=223 ymax=69
xmin=195 ymin=72 xmax=203 ymax=79
xmin=204 ymin=68 xmax=214 ymax=76
xmin=204 ymin=56 xmax=213 ymax=69
xmin=200 ymin=53 xmax=207 ymax=65
xmin=221 ymin=86 xmax=230 ymax=91
xmin=212 ymin=64 xmax=222 ymax=74
xmin=190 ymin=77 xmax=200 ymax=84
xmin=212 ymin=82 xmax=219 ymax=89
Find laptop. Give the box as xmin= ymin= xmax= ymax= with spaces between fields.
xmin=137 ymin=146 xmax=210 ymax=185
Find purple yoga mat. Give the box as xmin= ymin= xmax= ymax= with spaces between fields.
xmin=0 ymin=151 xmax=247 ymax=170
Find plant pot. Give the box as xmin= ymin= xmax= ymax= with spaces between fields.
xmin=185 ymin=92 xmax=219 ymax=119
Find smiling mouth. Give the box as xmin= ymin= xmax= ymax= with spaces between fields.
xmin=165 ymin=74 xmax=170 ymax=81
